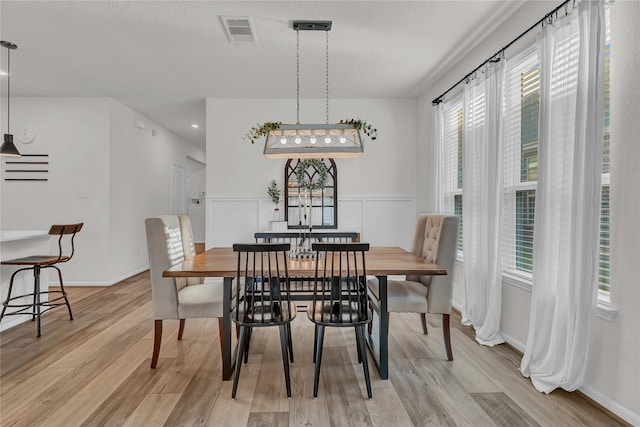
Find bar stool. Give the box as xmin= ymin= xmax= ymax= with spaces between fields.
xmin=1 ymin=223 xmax=83 ymax=337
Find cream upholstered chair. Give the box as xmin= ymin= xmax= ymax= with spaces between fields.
xmin=368 ymin=213 xmax=459 ymax=360
xmin=145 ymin=214 xmax=224 ymax=368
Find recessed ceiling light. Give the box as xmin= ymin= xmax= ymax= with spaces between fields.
xmin=191 ymin=124 xmax=199 ymax=128
xmin=0 ymin=71 xmax=7 ymax=76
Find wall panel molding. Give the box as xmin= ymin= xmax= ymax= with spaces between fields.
xmin=205 ymin=196 xmax=416 ymax=249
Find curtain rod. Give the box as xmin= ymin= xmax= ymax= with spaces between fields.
xmin=431 ymin=0 xmax=573 ymax=106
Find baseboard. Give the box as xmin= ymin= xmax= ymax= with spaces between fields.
xmin=501 ymin=331 xmax=527 ymax=353
xmin=579 ymin=384 xmax=640 ymax=426
xmin=49 ymin=265 xmax=149 ymax=287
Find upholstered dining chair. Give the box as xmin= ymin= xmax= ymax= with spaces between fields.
xmin=145 ymin=214 xmax=224 ymax=368
xmin=308 ymin=242 xmax=372 ymax=398
xmin=368 ymin=213 xmax=459 ymax=360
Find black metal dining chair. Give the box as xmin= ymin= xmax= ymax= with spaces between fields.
xmin=307 ymin=242 xmax=372 ymax=398
xmin=231 ymin=243 xmax=296 ymax=399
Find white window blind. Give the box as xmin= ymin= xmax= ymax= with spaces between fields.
xmin=599 ymin=6 xmax=611 ymax=292
xmin=442 ymin=97 xmax=464 ymax=252
xmin=503 ymin=47 xmax=539 ymax=277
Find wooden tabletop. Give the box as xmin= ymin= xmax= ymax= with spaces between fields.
xmin=163 ymin=246 xmax=447 ymax=278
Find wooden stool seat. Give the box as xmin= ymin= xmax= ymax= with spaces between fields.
xmin=1 ymin=223 xmax=82 ymax=337
xmin=2 ymin=255 xmax=70 ymax=266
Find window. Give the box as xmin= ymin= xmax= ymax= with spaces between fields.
xmin=439 ymin=7 xmax=611 ymax=294
xmin=503 ymin=47 xmax=539 ymax=277
xmin=442 ymin=98 xmax=464 ymax=252
xmin=284 ymin=158 xmax=337 ymax=229
xmin=502 ymin=9 xmax=611 ymax=293
xmin=599 ymin=8 xmax=611 ymax=292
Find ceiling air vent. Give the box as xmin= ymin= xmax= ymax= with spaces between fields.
xmin=221 ymin=16 xmax=256 ymax=42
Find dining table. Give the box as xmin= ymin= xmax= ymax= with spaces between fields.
xmin=163 ymin=245 xmax=447 ymax=381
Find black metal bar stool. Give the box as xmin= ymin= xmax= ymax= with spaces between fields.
xmin=1 ymin=223 xmax=83 ymax=337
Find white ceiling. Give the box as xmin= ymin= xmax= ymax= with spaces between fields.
xmin=0 ymin=1 xmax=526 ymax=149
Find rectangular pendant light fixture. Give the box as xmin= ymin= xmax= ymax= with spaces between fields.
xmin=262 ymin=21 xmax=365 ymax=159
xmin=263 ymin=124 xmax=363 ymax=159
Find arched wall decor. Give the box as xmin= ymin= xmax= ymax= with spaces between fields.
xmin=284 ymin=158 xmax=337 ymax=229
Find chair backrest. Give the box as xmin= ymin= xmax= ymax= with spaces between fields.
xmin=408 ymin=213 xmax=460 ymax=314
xmin=255 ymin=231 xmax=360 ymax=246
xmin=310 ymin=242 xmax=370 ymax=325
xmin=48 ymin=223 xmax=83 ymax=264
xmin=145 ymin=215 xmax=201 ymax=320
xmin=233 ymin=243 xmax=291 ymax=324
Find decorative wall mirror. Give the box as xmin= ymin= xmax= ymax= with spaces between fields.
xmin=284 ymin=158 xmax=337 ymax=229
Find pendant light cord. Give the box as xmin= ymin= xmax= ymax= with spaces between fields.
xmin=325 ymin=29 xmax=330 ymax=125
xmin=296 ymin=29 xmax=300 ymax=125
xmin=6 ymin=45 xmax=10 ymax=133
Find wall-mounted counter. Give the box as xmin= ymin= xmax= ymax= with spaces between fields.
xmin=0 ymin=230 xmax=50 ymax=332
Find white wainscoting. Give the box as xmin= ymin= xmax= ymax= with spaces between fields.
xmin=206 ymin=196 xmax=416 ymax=249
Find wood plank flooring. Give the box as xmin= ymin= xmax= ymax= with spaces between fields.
xmin=0 ymin=271 xmax=629 ymax=426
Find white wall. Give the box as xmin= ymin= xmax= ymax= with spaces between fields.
xmin=107 ymin=99 xmax=205 ymax=281
xmin=205 ymin=98 xmax=417 ymax=248
xmin=0 ymin=97 xmax=205 ymax=285
xmin=186 ymin=158 xmax=206 ymax=242
xmin=418 ymin=1 xmax=640 ymax=423
xmin=0 ymin=98 xmax=111 ymax=281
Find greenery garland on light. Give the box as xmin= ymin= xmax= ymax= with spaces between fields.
xmin=295 ymin=159 xmax=328 ymax=191
xmin=242 ymin=119 xmax=377 ymax=143
xmin=243 ymin=121 xmax=283 ymax=144
xmin=339 ymin=118 xmax=377 ymax=140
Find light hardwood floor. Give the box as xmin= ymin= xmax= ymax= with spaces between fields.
xmin=0 ymin=272 xmax=628 ymax=426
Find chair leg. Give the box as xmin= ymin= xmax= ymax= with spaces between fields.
xmin=0 ymin=269 xmax=20 ymax=321
xmin=355 ymin=328 xmax=362 ymax=364
xmin=32 ymin=269 xmax=38 ymax=322
xmin=313 ymin=325 xmax=326 ymax=398
xmin=313 ymin=325 xmax=318 ymax=364
xmin=52 ymin=266 xmax=73 ymax=321
xmin=34 ymin=267 xmax=42 ymax=337
xmin=151 ymin=320 xmax=163 ymax=368
xmin=286 ymin=323 xmax=294 ymax=363
xmin=177 ymin=319 xmax=185 ymax=341
xmin=232 ymin=326 xmax=248 ymax=399
xmin=443 ymin=313 xmax=453 ymax=361
xmin=420 ymin=313 xmax=428 ymax=335
xmin=279 ymin=325 xmax=292 ymax=398
xmin=244 ymin=328 xmax=252 ymax=364
xmin=356 ymin=325 xmax=372 ymax=398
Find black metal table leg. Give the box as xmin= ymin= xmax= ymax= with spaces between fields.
xmin=366 ymin=275 xmax=389 ymax=380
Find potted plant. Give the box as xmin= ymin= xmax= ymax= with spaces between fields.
xmin=267 ymin=179 xmax=281 ymax=220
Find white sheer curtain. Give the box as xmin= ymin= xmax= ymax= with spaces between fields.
xmin=432 ymin=103 xmax=444 ymax=213
xmin=521 ymin=0 xmax=606 ymax=393
xmin=461 ymin=59 xmax=506 ymax=346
